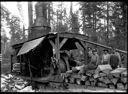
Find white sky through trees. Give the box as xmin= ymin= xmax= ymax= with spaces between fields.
xmin=1 ymin=2 xmax=80 ymax=39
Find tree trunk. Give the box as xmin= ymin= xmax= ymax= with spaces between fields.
xmin=47 ymin=3 xmax=51 ymax=27
xmin=106 ymin=2 xmax=109 ymax=46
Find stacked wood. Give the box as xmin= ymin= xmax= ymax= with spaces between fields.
xmin=63 ymin=65 xmax=127 ymax=91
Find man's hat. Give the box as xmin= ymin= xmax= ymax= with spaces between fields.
xmin=92 ymin=49 xmax=97 ymax=52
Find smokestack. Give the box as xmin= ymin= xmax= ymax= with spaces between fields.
xmin=28 ymin=2 xmax=33 ymax=39
xmin=30 ymin=2 xmax=51 ymax=39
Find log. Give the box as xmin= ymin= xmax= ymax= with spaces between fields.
xmin=117 ymin=83 xmax=125 ymax=90
xmin=110 ymin=68 xmax=126 ymax=74
xmin=76 ymin=79 xmax=81 ymax=85
xmin=110 ymin=78 xmax=118 ymax=85
xmin=103 ymin=77 xmax=111 ymax=84
xmin=121 ymin=77 xmax=127 ymax=84
xmin=125 ymin=84 xmax=127 ymax=90
xmin=107 ymin=74 xmax=113 ymax=79
xmin=89 ymin=77 xmax=94 ymax=82
xmin=69 ymin=77 xmax=75 ymax=84
xmin=91 ymin=80 xmax=97 ymax=87
xmin=64 ymin=78 xmax=69 ymax=83
xmin=98 ymin=64 xmax=112 ymax=71
xmin=85 ymin=80 xmax=90 ymax=86
xmin=109 ymin=84 xmax=115 ymax=89
xmin=81 ymin=76 xmax=87 ymax=81
xmin=121 ymin=71 xmax=127 ymax=77
xmin=111 ymin=73 xmax=120 ymax=78
xmin=99 ymin=72 xmax=107 ymax=77
xmin=97 ymin=82 xmax=107 ymax=88
xmin=102 ymin=69 xmax=111 ymax=74
xmin=86 ymin=72 xmax=92 ymax=77
xmin=98 ymin=77 xmax=104 ymax=82
xmin=86 ymin=70 xmax=95 ymax=75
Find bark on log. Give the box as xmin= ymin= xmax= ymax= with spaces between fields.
xmin=86 ymin=72 xmax=92 ymax=77
xmin=110 ymin=68 xmax=126 ymax=74
xmin=121 ymin=77 xmax=127 ymax=84
xmin=76 ymin=79 xmax=81 ymax=85
xmin=107 ymin=74 xmax=113 ymax=79
xmin=111 ymin=78 xmax=118 ymax=85
xmin=70 ymin=77 xmax=74 ymax=84
xmin=121 ymin=71 xmax=127 ymax=77
xmin=97 ymin=82 xmax=107 ymax=88
xmin=85 ymin=81 xmax=90 ymax=86
xmin=104 ymin=77 xmax=111 ymax=84
xmin=89 ymin=77 xmax=94 ymax=82
xmin=111 ymin=73 xmax=120 ymax=78
xmin=109 ymin=84 xmax=115 ymax=89
xmin=98 ymin=77 xmax=104 ymax=82
xmin=99 ymin=72 xmax=107 ymax=77
xmin=81 ymin=76 xmax=87 ymax=81
xmin=117 ymin=83 xmax=124 ymax=90
xmin=64 ymin=78 xmax=69 ymax=83
xmin=125 ymin=84 xmax=127 ymax=90
xmin=102 ymin=69 xmax=111 ymax=74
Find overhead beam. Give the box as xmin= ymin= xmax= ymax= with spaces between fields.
xmin=59 ymin=38 xmax=68 ymax=49
xmin=49 ymin=40 xmax=57 ymax=52
xmin=80 ymin=39 xmax=127 ymax=54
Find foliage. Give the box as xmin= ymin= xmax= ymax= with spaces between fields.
xmin=79 ymin=2 xmax=127 ymax=51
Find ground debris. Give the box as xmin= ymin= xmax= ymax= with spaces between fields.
xmin=1 ymin=73 xmax=31 ymax=92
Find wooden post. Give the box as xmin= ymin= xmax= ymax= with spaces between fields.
xmin=55 ymin=33 xmax=60 ymax=73
xmin=77 ymin=41 xmax=87 ymax=65
xmin=27 ymin=54 xmax=33 ymax=83
xmin=10 ymin=55 xmax=13 ymax=72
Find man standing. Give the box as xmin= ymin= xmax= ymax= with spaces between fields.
xmin=101 ymin=49 xmax=110 ymax=64
xmin=109 ymin=48 xmax=121 ymax=69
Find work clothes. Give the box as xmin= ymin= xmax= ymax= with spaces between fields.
xmin=109 ymin=54 xmax=119 ymax=69
xmin=78 ymin=53 xmax=99 ymax=74
xmin=101 ymin=53 xmax=110 ymax=64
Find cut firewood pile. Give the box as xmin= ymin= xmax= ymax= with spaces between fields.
xmin=63 ymin=64 xmax=127 ymax=91
xmin=1 ymin=74 xmax=35 ymax=92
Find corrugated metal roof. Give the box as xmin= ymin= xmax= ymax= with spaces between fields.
xmin=17 ymin=37 xmax=45 ymax=56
